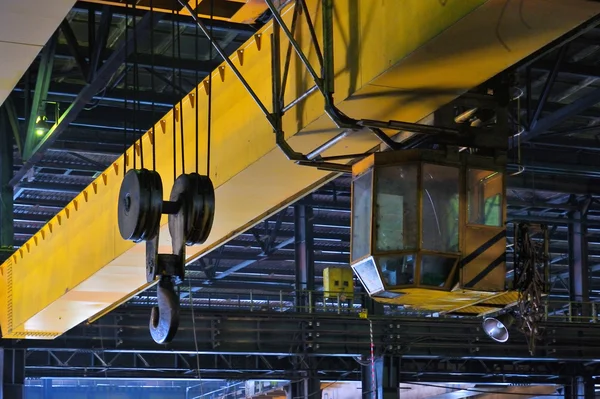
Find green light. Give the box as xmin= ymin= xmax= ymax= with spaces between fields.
xmin=34 ymin=115 xmax=50 ymax=136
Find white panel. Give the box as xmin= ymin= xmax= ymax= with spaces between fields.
xmin=0 ymin=41 xmax=42 ymax=91
xmin=0 ymin=0 xmax=76 ymax=106
xmin=0 ymin=0 xmax=76 ymax=46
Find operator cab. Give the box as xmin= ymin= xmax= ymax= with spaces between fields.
xmin=350 ymin=149 xmax=517 ymax=315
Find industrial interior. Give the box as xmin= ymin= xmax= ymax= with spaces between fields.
xmin=3 ymin=0 xmax=600 ymax=398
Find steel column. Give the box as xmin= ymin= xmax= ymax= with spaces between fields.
xmin=286 ymin=359 xmax=321 ymax=399
xmin=568 ymin=200 xmax=590 ymax=317
xmin=23 ymin=32 xmax=57 ymax=159
xmin=0 ymin=349 xmax=25 ymax=399
xmin=564 ymin=376 xmax=592 ymax=399
xmin=584 ymin=376 xmax=595 ymax=399
xmin=361 ymin=357 xmax=375 ymax=399
xmin=290 ymin=202 xmax=319 ymax=398
xmin=294 ymin=200 xmax=315 ymax=311
xmin=0 ymin=109 xmax=13 ymax=262
xmin=42 ymin=378 xmax=51 ymax=399
xmin=374 ymin=357 xmax=398 ymax=399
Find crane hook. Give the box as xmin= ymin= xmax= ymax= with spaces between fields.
xmin=149 ymin=277 xmax=180 ymax=344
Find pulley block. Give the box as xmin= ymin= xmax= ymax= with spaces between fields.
xmin=117 ymin=168 xmax=216 ymax=345
xmin=117 ymin=169 xmax=163 ymax=242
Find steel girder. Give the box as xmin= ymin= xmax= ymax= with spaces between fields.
xmin=14 ymin=310 xmax=600 ymax=383
xmin=23 ymin=349 xmax=360 ymax=381
xmin=13 ymin=310 xmax=600 ymax=361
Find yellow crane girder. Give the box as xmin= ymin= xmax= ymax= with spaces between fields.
xmin=1 ymin=0 xmax=599 ymax=339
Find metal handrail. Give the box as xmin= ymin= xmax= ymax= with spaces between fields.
xmin=130 ymin=288 xmax=600 ymax=323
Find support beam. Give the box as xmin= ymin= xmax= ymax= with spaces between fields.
xmin=583 ymin=376 xmax=595 ymax=399
xmin=508 ymin=172 xmax=600 ymax=196
xmin=286 ymin=358 xmax=321 ymax=399
xmin=374 ymin=357 xmax=398 ymax=399
xmin=9 ymin=11 xmax=161 ymax=187
xmin=53 ymin=43 xmax=220 ymax=76
xmin=569 ymin=199 xmax=590 ymax=315
xmin=72 ymin=2 xmax=258 ymax=35
xmin=533 ymin=61 xmax=600 ymax=80
xmin=361 ymin=357 xmax=376 ymax=399
xmin=12 ymin=83 xmax=175 ymax=110
xmin=0 ymin=349 xmax=24 ymax=399
xmin=529 ymin=44 xmax=567 ymax=129
xmin=0 ymin=111 xmax=13 ymax=263
xmin=522 ymin=87 xmax=600 ymax=142
xmin=88 ymin=6 xmax=112 ymax=82
xmin=294 ymin=200 xmax=315 ymax=311
xmin=23 ymin=33 xmax=58 ymax=159
xmin=59 ymin=19 xmax=89 ymax=80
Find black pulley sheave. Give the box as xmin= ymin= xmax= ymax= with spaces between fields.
xmin=169 ymin=173 xmax=216 ymax=246
xmin=117 ymin=169 xmax=163 ymax=242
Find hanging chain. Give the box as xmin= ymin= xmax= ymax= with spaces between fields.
xmin=514 ymin=223 xmax=547 ymax=355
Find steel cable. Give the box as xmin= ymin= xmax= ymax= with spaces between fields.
xmin=177 ymin=9 xmax=185 ymax=175
xmin=206 ymin=0 xmax=214 ymax=177
xmin=150 ymin=0 xmax=156 ymax=171
xmin=123 ymin=1 xmax=130 ymax=172
xmin=132 ymin=0 xmax=143 ymax=169
xmin=194 ymin=0 xmax=199 ymax=174
xmin=171 ymin=1 xmax=177 ymax=181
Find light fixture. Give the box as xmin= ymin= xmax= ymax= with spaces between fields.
xmin=34 ymin=115 xmax=50 ymax=136
xmin=482 ymin=313 xmax=515 ymax=343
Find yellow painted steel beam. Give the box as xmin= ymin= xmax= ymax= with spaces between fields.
xmin=79 ymin=0 xmax=282 ymax=24
xmin=1 ymin=0 xmax=599 ymax=339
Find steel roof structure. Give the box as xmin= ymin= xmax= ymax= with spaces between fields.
xmin=3 ymin=1 xmax=600 ymax=398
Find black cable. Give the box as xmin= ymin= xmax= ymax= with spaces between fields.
xmin=123 ymin=0 xmax=130 ymax=173
xmin=133 ymin=0 xmax=143 ymax=169
xmin=206 ymin=0 xmax=214 ymax=177
xmin=128 ymin=0 xmax=137 ymax=171
xmin=171 ymin=1 xmax=177 ymax=181
xmin=177 ymin=7 xmax=185 ymax=175
xmin=150 ymin=0 xmax=156 ymax=171
xmin=194 ymin=0 xmax=199 ymax=174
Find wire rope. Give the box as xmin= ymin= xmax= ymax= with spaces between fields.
xmin=123 ymin=0 xmax=130 ymax=173
xmin=150 ymin=0 xmax=156 ymax=171
xmin=132 ymin=0 xmax=143 ymax=169
xmin=171 ymin=1 xmax=177 ymax=181
xmin=177 ymin=6 xmax=185 ymax=175
xmin=206 ymin=0 xmax=214 ymax=177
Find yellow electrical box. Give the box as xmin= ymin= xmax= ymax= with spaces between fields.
xmin=323 ymin=267 xmax=354 ymax=299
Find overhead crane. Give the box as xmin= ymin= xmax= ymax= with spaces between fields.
xmin=1 ymin=0 xmax=600 ymax=341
